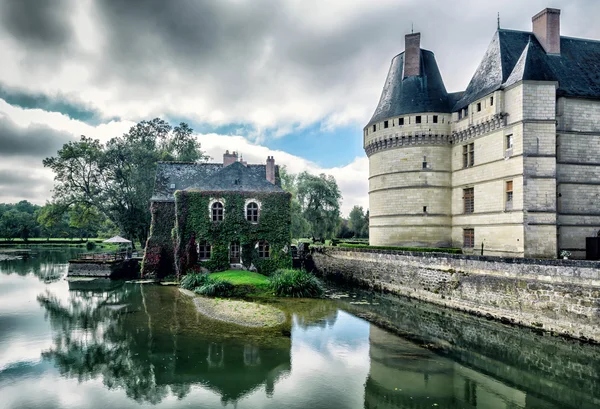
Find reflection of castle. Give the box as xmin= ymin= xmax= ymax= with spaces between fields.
xmin=365 ymin=326 xmax=531 ymax=409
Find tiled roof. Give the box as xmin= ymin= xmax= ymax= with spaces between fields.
xmin=454 ymin=29 xmax=600 ymax=110
xmin=366 ymin=49 xmax=452 ymax=127
xmin=151 ymin=161 xmax=283 ymax=202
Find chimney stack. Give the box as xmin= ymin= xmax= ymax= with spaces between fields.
xmin=266 ymin=156 xmax=275 ymax=184
xmin=223 ymin=150 xmax=238 ymax=167
xmin=532 ymin=8 xmax=561 ymax=54
xmin=404 ymin=33 xmax=421 ymax=78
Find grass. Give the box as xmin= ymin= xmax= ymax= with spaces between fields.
xmin=335 ymin=243 xmax=462 ymax=254
xmin=268 ymin=269 xmax=324 ymax=298
xmin=209 ymin=270 xmax=270 ymax=289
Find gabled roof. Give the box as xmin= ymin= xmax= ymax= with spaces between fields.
xmin=454 ymin=29 xmax=600 ymax=110
xmin=366 ymin=49 xmax=452 ymax=127
xmin=504 ymin=37 xmax=557 ymax=88
xmin=186 ymin=161 xmax=283 ymax=193
xmin=151 ymin=161 xmax=283 ymax=202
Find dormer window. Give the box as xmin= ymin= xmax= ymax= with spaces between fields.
xmin=246 ymin=202 xmax=259 ymax=222
xmin=211 ymin=202 xmax=224 ymax=222
xmin=416 ymin=115 xmax=422 ymax=124
xmin=384 ymin=120 xmax=389 ymax=129
xmin=372 ymin=124 xmax=376 ymax=132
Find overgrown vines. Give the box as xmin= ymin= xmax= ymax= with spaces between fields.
xmin=175 ymin=190 xmax=292 ymax=276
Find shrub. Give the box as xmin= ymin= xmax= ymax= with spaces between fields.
xmin=86 ymin=241 xmax=96 ymax=250
xmin=180 ymin=272 xmax=209 ymax=290
xmin=268 ymin=269 xmax=324 ymax=298
xmin=195 ymin=278 xmax=235 ymax=297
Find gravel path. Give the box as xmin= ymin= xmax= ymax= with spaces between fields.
xmin=179 ymin=288 xmax=285 ymax=327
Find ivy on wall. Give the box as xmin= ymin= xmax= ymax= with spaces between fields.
xmin=174 ymin=190 xmax=292 ymax=276
xmin=141 ymin=202 xmax=176 ymax=278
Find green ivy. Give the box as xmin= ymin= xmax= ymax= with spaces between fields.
xmin=141 ymin=202 xmax=176 ymax=278
xmin=174 ymin=190 xmax=292 ymax=276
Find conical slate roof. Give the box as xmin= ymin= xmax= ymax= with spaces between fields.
xmin=366 ymin=49 xmax=452 ymax=127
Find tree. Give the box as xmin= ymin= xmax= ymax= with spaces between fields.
xmin=280 ymin=166 xmax=310 ymax=239
xmin=43 ymin=118 xmax=207 ymax=247
xmin=348 ymin=206 xmax=367 ymax=238
xmin=296 ymin=172 xmax=341 ymax=241
xmin=0 ymin=209 xmax=36 ymax=240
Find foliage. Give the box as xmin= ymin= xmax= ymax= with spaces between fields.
xmin=180 ymin=272 xmax=210 ymax=290
xmin=335 ymin=243 xmax=462 ymax=254
xmin=86 ymin=241 xmax=97 ymax=250
xmin=174 ymin=190 xmax=291 ymax=276
xmin=560 ymin=250 xmax=571 ymax=259
xmin=43 ymin=118 xmax=207 ymax=248
xmin=348 ymin=205 xmax=369 ymax=238
xmin=209 ymin=270 xmax=270 ymax=288
xmin=280 ymin=166 xmax=310 ymax=239
xmin=142 ymin=202 xmax=177 ymax=278
xmin=296 ymin=172 xmax=341 ymax=241
xmin=194 ymin=278 xmax=235 ymax=297
xmin=268 ymin=269 xmax=324 ymax=298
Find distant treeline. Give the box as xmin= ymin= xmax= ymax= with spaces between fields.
xmin=0 ymin=200 xmax=119 ymax=241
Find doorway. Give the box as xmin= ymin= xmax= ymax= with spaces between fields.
xmin=229 ymin=242 xmax=241 ymax=264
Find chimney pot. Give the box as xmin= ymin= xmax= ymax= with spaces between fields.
xmin=266 ymin=156 xmax=275 ymax=184
xmin=532 ymin=8 xmax=561 ymax=54
xmin=404 ymin=32 xmax=421 ymax=78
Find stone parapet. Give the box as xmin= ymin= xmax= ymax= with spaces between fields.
xmin=311 ymin=247 xmax=600 ymax=342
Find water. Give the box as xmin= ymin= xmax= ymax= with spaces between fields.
xmin=1 ymin=248 xmax=600 ymax=409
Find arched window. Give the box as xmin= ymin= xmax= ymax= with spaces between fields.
xmin=246 ymin=202 xmax=259 ymax=222
xmin=211 ymin=202 xmax=224 ymax=222
xmin=197 ymin=240 xmax=211 ymax=260
xmin=258 ymin=240 xmax=270 ymax=259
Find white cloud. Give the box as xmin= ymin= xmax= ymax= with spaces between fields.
xmin=0 ymin=103 xmax=368 ymax=216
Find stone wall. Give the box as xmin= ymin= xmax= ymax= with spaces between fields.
xmin=311 ymin=247 xmax=600 ymax=342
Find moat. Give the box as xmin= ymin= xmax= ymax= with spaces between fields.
xmin=1 ymin=248 xmax=600 ymax=409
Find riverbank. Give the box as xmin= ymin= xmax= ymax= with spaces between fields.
xmin=311 ymin=246 xmax=600 ymax=343
xmin=179 ymin=288 xmax=286 ymax=327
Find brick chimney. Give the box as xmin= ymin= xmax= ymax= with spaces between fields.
xmin=223 ymin=150 xmax=238 ymax=167
xmin=404 ymin=33 xmax=421 ymax=78
xmin=266 ymin=156 xmax=275 ymax=184
xmin=532 ymin=8 xmax=561 ymax=54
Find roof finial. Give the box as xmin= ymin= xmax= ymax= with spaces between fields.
xmin=411 ymin=22 xmax=414 ymax=34
xmin=497 ymin=12 xmax=500 ymax=30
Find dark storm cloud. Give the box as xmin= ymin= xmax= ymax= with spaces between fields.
xmin=0 ymin=169 xmax=45 ymax=190
xmin=0 ymin=116 xmax=75 ymax=158
xmin=0 ymin=0 xmax=74 ymax=49
xmin=0 ymin=85 xmax=109 ymax=124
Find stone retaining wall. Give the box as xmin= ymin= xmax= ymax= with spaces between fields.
xmin=311 ymin=247 xmax=600 ymax=342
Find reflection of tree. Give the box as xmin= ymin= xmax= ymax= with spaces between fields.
xmin=38 ymin=283 xmax=291 ymax=405
xmin=0 ymin=248 xmax=83 ymax=283
xmin=286 ymin=299 xmax=340 ymax=330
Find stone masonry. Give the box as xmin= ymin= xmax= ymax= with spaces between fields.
xmin=364 ymin=8 xmax=600 ymax=258
xmin=312 ymin=247 xmax=600 ymax=342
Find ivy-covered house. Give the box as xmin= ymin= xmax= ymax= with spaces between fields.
xmin=142 ymin=151 xmax=291 ymax=277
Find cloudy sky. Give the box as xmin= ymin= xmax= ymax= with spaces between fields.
xmin=1 ymin=0 xmax=599 ymax=215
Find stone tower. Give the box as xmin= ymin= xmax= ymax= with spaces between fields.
xmin=364 ymin=33 xmax=455 ymax=247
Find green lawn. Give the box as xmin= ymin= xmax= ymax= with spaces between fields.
xmin=209 ymin=270 xmax=270 ymax=288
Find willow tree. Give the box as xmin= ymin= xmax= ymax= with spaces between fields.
xmin=296 ymin=172 xmax=341 ymax=241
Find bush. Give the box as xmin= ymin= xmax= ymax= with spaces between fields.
xmin=180 ymin=272 xmax=209 ymax=290
xmin=195 ymin=278 xmax=235 ymax=297
xmin=268 ymin=269 xmax=324 ymax=298
xmin=86 ymin=241 xmax=96 ymax=250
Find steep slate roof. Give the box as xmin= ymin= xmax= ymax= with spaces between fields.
xmin=366 ymin=49 xmax=452 ymax=127
xmin=151 ymin=161 xmax=283 ymax=202
xmin=186 ymin=161 xmax=283 ymax=193
xmin=454 ymin=29 xmax=600 ymax=110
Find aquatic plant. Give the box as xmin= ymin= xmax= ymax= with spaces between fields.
xmin=268 ymin=269 xmax=324 ymax=298
xmin=194 ymin=278 xmax=235 ymax=297
xmin=180 ymin=272 xmax=209 ymax=290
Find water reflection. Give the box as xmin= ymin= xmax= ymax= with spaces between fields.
xmin=2 ymin=248 xmax=600 ymax=409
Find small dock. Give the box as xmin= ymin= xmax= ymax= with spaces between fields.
xmin=68 ymin=250 xmax=140 ymax=278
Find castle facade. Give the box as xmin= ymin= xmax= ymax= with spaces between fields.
xmin=364 ymin=8 xmax=600 ymax=258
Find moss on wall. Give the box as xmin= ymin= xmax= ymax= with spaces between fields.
xmin=174 ymin=190 xmax=292 ymax=276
